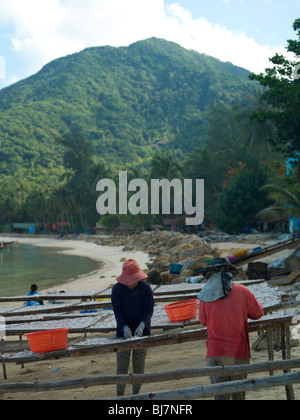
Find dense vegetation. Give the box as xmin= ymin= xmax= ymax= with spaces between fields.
xmin=0 ymin=38 xmax=252 ymax=175
xmin=249 ymin=18 xmax=300 ymax=155
xmin=0 ymin=23 xmax=299 ymax=234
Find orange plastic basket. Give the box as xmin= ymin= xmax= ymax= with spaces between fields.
xmin=163 ymin=299 xmax=199 ymax=322
xmin=24 ymin=328 xmax=70 ymax=353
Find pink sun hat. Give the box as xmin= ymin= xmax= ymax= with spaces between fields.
xmin=117 ymin=259 xmax=148 ymax=287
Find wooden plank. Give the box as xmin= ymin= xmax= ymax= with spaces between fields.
xmin=5 ymin=300 xmax=295 ymax=337
xmin=1 ymin=359 xmax=300 ymax=394
xmin=153 ymin=279 xmax=265 ymax=296
xmin=0 ymin=317 xmax=294 ymax=366
xmin=3 ymin=312 xmax=199 ymax=336
xmin=0 ymin=280 xmax=265 ymax=304
xmin=263 ymin=300 xmax=300 ymax=314
xmin=0 ymin=300 xmax=112 ymax=318
xmin=112 ymin=371 xmax=300 ymax=400
xmin=4 ymin=314 xmax=109 ymax=336
xmin=0 ymin=289 xmax=109 ymax=303
xmin=2 ymin=297 xmax=297 ymax=337
xmin=4 ymin=312 xmax=100 ymax=325
xmin=234 ymin=237 xmax=300 ymax=267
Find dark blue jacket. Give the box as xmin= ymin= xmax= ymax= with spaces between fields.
xmin=111 ymin=281 xmax=154 ymax=338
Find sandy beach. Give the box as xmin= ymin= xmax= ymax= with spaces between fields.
xmin=0 ymin=234 xmax=299 ymax=401
xmin=0 ymin=235 xmax=152 ymax=294
xmin=0 ymin=234 xmax=293 ymax=294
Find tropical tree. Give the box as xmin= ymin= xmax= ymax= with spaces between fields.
xmin=0 ymin=176 xmax=20 ymax=225
xmin=213 ymin=157 xmax=272 ymax=234
xmin=256 ymin=170 xmax=300 ymax=222
xmin=184 ymin=104 xmax=247 ymax=217
xmin=249 ymin=18 xmax=300 ymax=155
xmin=149 ymin=151 xmax=184 ymax=180
xmin=234 ymin=86 xmax=278 ymax=163
xmin=57 ymin=133 xmax=110 ymax=230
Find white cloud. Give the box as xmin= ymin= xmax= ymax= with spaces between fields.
xmin=164 ymin=3 xmax=289 ymax=73
xmin=0 ymin=0 xmax=290 ymax=85
xmin=0 ymin=55 xmax=5 ymax=79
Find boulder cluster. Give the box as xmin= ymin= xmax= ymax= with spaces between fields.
xmin=92 ymin=230 xmax=219 ymax=284
xmin=85 ymin=230 xmax=300 ymax=292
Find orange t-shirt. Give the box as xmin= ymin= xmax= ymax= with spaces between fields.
xmin=199 ymin=283 xmax=264 ymax=360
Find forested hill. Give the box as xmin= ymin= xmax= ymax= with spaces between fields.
xmin=0 ymin=37 xmax=252 ymax=176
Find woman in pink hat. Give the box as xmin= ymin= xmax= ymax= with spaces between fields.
xmin=111 ymin=259 xmax=154 ymax=396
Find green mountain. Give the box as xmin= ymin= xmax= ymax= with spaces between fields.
xmin=0 ymin=37 xmax=252 ymax=178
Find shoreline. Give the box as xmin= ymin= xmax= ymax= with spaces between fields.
xmin=0 ymin=236 xmax=151 ymax=294
xmin=0 ymin=233 xmax=296 ymax=296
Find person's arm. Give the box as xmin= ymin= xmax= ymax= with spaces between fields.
xmin=111 ymin=286 xmax=128 ymax=332
xmin=246 ymin=289 xmax=264 ymax=320
xmin=141 ymin=285 xmax=154 ymax=326
xmin=134 ymin=284 xmax=154 ymax=336
xmin=198 ymin=301 xmax=207 ymax=326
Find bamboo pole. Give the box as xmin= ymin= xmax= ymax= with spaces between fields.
xmin=0 ymin=300 xmax=112 ymax=318
xmin=234 ymin=237 xmax=300 ymax=268
xmin=3 ymin=300 xmax=298 ymax=336
xmin=1 ymin=296 xmax=298 ymax=320
xmin=0 ymin=290 xmax=109 ymax=303
xmin=263 ymin=300 xmax=300 ymax=314
xmin=111 ymin=371 xmax=300 ymax=401
xmin=1 ymin=359 xmax=300 ymax=394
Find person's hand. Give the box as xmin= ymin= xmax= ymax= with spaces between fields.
xmin=134 ymin=322 xmax=145 ymax=337
xmin=123 ymin=325 xmax=133 ymax=338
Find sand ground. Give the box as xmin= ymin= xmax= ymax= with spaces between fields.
xmin=0 ymin=235 xmax=299 ymax=401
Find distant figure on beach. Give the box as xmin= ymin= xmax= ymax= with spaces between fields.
xmin=111 ymin=259 xmax=154 ymax=397
xmin=24 ymin=284 xmax=44 ymax=307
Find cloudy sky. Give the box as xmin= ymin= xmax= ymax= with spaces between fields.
xmin=0 ymin=0 xmax=298 ymax=89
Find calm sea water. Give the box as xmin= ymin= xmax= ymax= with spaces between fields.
xmin=0 ymin=243 xmax=103 ymax=297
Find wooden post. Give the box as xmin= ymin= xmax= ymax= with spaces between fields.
xmin=274 ymin=328 xmax=281 ymax=351
xmin=19 ymin=335 xmax=24 ymax=370
xmin=285 ymin=325 xmax=292 ymax=359
xmin=281 ymin=324 xmax=295 ymax=400
xmin=1 ymin=362 xmax=7 ymax=380
xmin=266 ymin=330 xmax=274 ymax=375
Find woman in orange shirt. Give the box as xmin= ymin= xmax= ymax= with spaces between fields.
xmin=198 ymin=257 xmax=264 ymax=400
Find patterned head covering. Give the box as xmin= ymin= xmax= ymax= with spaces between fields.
xmin=202 ymin=257 xmax=239 ymax=276
xmin=198 ymin=258 xmax=239 ymax=303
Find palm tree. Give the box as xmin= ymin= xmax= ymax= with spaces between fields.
xmin=149 ymin=151 xmax=183 ymax=180
xmin=148 ymin=151 xmax=184 ymax=225
xmin=256 ymin=171 xmax=300 ymax=222
xmin=234 ymin=86 xmax=278 ymax=164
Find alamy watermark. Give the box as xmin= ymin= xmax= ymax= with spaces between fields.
xmin=0 ymin=316 xmax=6 ymax=340
xmin=0 ymin=55 xmax=6 ymax=80
xmin=96 ymin=171 xmax=204 ymax=226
